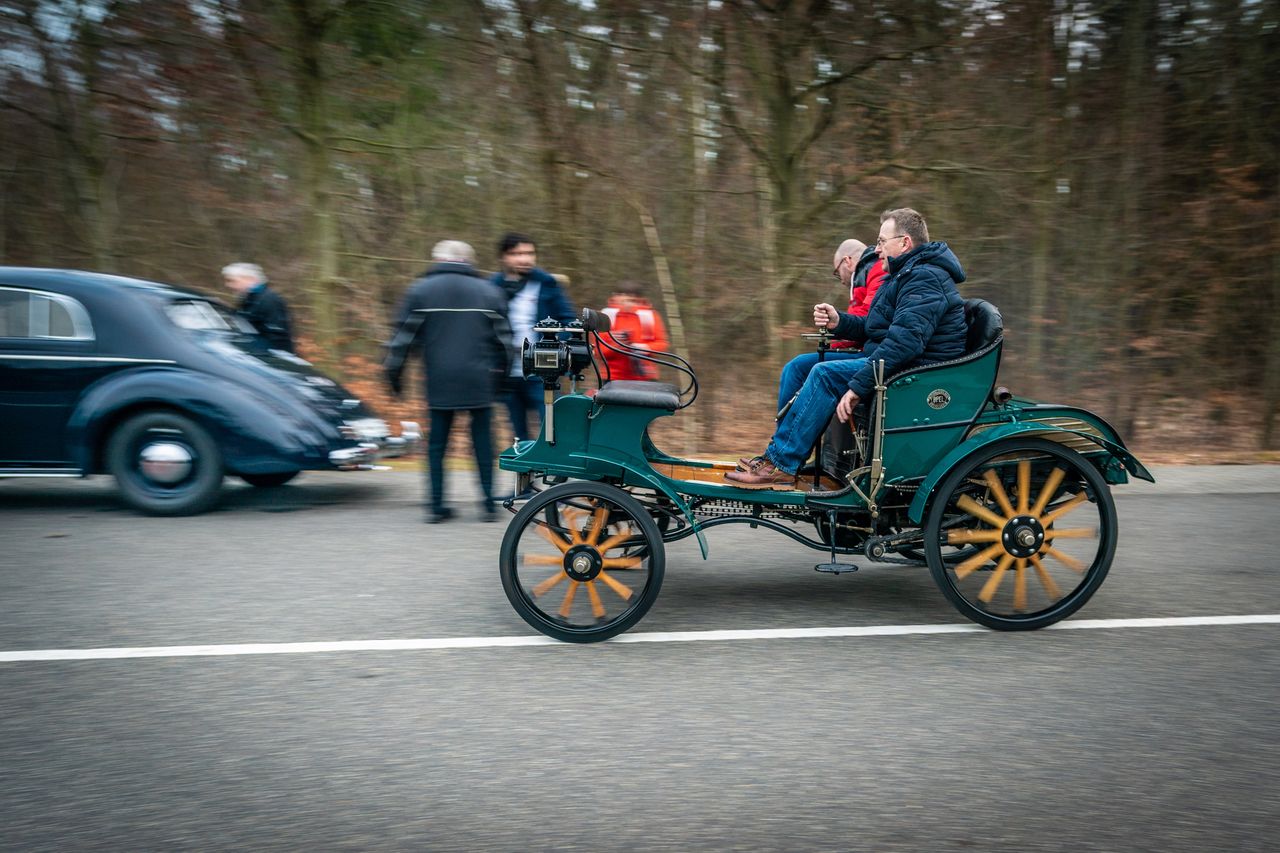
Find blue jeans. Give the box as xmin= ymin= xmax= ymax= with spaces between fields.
xmin=504 ymin=376 xmax=544 ymax=442
xmin=767 ymin=358 xmax=866 ymax=474
xmin=777 ymin=350 xmax=867 ymax=412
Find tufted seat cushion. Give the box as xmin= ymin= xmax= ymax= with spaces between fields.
xmin=594 ymin=380 xmax=681 ymax=411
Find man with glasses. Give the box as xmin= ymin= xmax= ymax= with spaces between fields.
xmin=728 ymin=208 xmax=968 ymax=488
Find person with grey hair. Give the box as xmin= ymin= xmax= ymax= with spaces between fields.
xmin=221 ymin=262 xmax=294 ymax=352
xmin=384 ymin=240 xmax=512 ymax=523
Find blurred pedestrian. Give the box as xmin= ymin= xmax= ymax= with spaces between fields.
xmin=222 ymin=262 xmax=294 ymax=352
xmin=384 ymin=240 xmax=512 ymax=523
xmin=489 ymin=232 xmax=576 ymax=442
xmin=599 ymin=281 xmax=669 ymax=382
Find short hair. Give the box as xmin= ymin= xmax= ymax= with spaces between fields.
xmin=613 ymin=280 xmax=647 ymax=298
xmin=497 ymin=232 xmax=535 ymax=256
xmin=880 ymin=208 xmax=929 ymax=245
xmin=834 ymin=239 xmax=867 ymax=266
xmin=221 ymin=262 xmax=264 ymax=281
xmin=431 ymin=240 xmax=477 ymax=264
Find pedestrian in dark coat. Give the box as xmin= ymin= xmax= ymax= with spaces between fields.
xmin=222 ymin=263 xmax=294 ymax=352
xmin=384 ymin=241 xmax=513 ymax=523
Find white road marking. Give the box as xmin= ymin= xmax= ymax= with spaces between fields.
xmin=1 ymin=614 xmax=1278 ymax=663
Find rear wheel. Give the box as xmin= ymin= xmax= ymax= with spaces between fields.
xmin=502 ymin=481 xmax=664 ymax=642
xmin=924 ymin=438 xmax=1117 ymax=630
xmin=107 ymin=411 xmax=224 ymax=516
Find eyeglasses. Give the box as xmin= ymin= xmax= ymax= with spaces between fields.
xmin=875 ymin=234 xmax=907 ymax=247
xmin=831 ymin=257 xmax=850 ymax=278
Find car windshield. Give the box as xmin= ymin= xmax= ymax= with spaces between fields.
xmin=166 ymin=299 xmax=255 ymax=334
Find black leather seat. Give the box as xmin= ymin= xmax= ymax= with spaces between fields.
xmin=963 ymin=298 xmax=1003 ymax=354
xmin=594 ymin=380 xmax=681 ymax=411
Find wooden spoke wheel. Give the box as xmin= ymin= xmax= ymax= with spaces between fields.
xmin=501 ymin=482 xmax=665 ymax=642
xmin=924 ymin=438 xmax=1117 ymax=630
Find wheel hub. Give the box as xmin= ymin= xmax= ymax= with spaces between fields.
xmin=563 ymin=544 xmax=603 ymax=581
xmin=138 ymin=442 xmax=193 ymax=484
xmin=1002 ymin=515 xmax=1045 ymax=558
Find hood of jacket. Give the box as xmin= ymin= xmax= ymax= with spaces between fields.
xmin=885 ymin=241 xmax=966 ymax=284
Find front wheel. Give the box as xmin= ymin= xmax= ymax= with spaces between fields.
xmin=501 ymin=481 xmax=665 ymax=642
xmin=924 ymin=437 xmax=1117 ymax=630
xmin=107 ymin=411 xmax=224 ymax=516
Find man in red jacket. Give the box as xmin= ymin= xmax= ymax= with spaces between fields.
xmin=600 ymin=282 xmax=670 ymax=382
xmin=773 ymin=238 xmax=886 ymax=413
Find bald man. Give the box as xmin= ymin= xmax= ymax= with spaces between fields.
xmin=775 ymin=237 xmax=885 ymax=412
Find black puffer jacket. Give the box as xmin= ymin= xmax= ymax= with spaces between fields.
xmin=832 ymin=241 xmax=967 ymax=399
xmin=383 ymin=263 xmax=513 ymax=409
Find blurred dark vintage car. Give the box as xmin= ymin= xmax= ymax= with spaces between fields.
xmin=0 ymin=268 xmax=418 ymax=515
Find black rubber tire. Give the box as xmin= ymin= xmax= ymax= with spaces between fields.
xmin=107 ymin=411 xmax=224 ymax=516
xmin=240 ymin=470 xmax=300 ymax=488
xmin=502 ymin=481 xmax=665 ymax=643
xmin=924 ymin=437 xmax=1117 ymax=630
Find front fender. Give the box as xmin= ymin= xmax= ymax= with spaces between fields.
xmin=906 ymin=420 xmax=1155 ymax=524
xmin=68 ymin=366 xmax=332 ymax=474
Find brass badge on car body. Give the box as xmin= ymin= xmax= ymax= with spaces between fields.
xmin=927 ymin=389 xmax=951 ymax=410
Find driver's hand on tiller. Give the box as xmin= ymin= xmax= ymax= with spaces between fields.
xmin=836 ymin=389 xmax=860 ymax=423
xmin=813 ymin=303 xmax=839 ymax=329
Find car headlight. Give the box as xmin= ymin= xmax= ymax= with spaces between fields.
xmin=340 ymin=417 xmax=390 ymax=441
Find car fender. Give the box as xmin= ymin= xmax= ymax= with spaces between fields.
xmin=906 ymin=420 xmax=1155 ymax=524
xmin=67 ymin=366 xmax=329 ymax=473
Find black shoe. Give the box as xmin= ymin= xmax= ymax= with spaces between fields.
xmin=425 ymin=508 xmax=455 ymax=524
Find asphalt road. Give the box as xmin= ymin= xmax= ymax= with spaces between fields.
xmin=1 ymin=466 xmax=1278 ymax=851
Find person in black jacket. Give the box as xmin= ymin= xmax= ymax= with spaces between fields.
xmin=222 ymin=263 xmax=294 ymax=352
xmin=384 ymin=241 xmax=513 ymax=523
xmin=728 ymin=208 xmax=967 ymax=489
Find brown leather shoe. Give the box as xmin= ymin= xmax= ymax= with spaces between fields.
xmin=736 ymin=455 xmax=766 ymax=471
xmin=724 ymin=459 xmax=796 ymax=490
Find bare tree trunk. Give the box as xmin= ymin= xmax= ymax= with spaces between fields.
xmin=1263 ymin=172 xmax=1280 ymax=449
xmin=756 ymin=164 xmax=784 ymax=363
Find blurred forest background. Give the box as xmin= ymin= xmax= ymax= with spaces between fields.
xmin=2 ymin=0 xmax=1278 ymax=456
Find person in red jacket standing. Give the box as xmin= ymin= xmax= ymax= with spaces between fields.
xmin=600 ymin=282 xmax=670 ymax=382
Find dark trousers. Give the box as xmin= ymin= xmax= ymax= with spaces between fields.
xmin=504 ymin=376 xmax=544 ymax=442
xmin=426 ymin=407 xmax=494 ymax=513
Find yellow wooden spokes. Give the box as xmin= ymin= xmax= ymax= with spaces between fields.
xmin=561 ymin=507 xmax=588 ymax=544
xmin=586 ymin=581 xmax=606 ymax=619
xmin=559 ymin=580 xmax=581 ymax=617
xmin=522 ymin=554 xmax=563 ymax=566
xmin=1013 ymin=558 xmax=1028 ymax=610
xmin=982 ymin=469 xmax=1015 ymax=518
xmin=1029 ymin=555 xmax=1061 ymax=598
xmin=956 ymin=495 xmax=1008 ymax=530
xmin=1041 ymin=545 xmax=1085 ymax=573
xmin=596 ymin=527 xmax=635 ymax=553
xmin=1016 ymin=460 xmax=1030 ymax=515
xmin=603 ymin=556 xmax=642 ymax=570
xmin=596 ymin=570 xmax=633 ymax=601
xmin=1030 ymin=467 xmax=1066 ymax=517
xmin=947 ymin=528 xmax=1004 ymax=545
xmin=1042 ymin=493 xmax=1088 ymax=526
xmin=955 ymin=542 xmax=1008 ymax=580
xmin=536 ymin=523 xmax=571 ymax=554
xmin=532 ymin=569 xmax=568 ymax=597
xmin=1044 ymin=527 xmax=1097 ymax=542
xmin=585 ymin=507 xmax=610 ymax=545
xmin=978 ymin=554 xmax=1015 ymax=602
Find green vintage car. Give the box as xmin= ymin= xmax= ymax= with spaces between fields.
xmin=498 ymin=303 xmax=1153 ymax=643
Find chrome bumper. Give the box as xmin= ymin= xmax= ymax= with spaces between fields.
xmin=329 ymin=420 xmax=422 ymax=469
